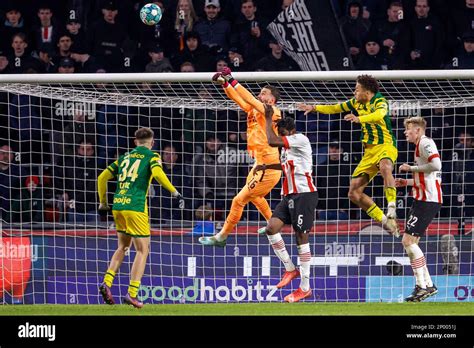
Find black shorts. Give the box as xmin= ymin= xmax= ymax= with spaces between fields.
xmin=405 ymin=200 xmax=442 ymax=237
xmin=272 ymin=191 xmax=319 ymax=233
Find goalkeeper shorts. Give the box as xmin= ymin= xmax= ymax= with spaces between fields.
xmin=113 ymin=210 xmax=150 ymax=238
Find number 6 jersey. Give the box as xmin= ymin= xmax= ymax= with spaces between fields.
xmin=281 ymin=133 xmax=317 ymax=196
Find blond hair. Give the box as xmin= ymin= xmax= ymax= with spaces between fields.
xmin=403 ymin=116 xmax=427 ymax=130
xmin=175 ymin=0 xmax=197 ymax=32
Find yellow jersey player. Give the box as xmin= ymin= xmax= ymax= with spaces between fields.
xmin=298 ymin=75 xmax=399 ymax=236
xmin=199 ymin=67 xmax=282 ymax=247
xmin=97 ymin=127 xmax=183 ymax=308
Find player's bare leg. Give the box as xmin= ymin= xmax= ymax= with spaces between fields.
xmin=199 ymin=171 xmax=278 ymax=247
xmin=264 ymin=217 xmax=299 ymax=288
xmin=379 ymin=158 xmax=397 ymax=221
xmin=349 ymin=176 xmax=399 ymax=237
xmin=284 ymin=231 xmax=312 ymax=303
xmin=123 ymin=236 xmax=150 ymax=308
xmin=99 ymin=233 xmax=132 ymax=305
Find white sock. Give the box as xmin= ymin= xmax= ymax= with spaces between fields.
xmin=423 ymin=265 xmax=433 ymax=287
xmin=267 ymin=233 xmax=295 ymax=272
xmin=405 ymin=243 xmax=426 ymax=289
xmin=297 ymin=243 xmax=311 ymax=292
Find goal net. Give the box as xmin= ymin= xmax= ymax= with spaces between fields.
xmin=0 ymin=71 xmax=473 ymax=304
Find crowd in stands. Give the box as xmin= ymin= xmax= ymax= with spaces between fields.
xmin=0 ymin=0 xmax=473 ymax=228
xmin=0 ymin=0 xmax=473 ymax=74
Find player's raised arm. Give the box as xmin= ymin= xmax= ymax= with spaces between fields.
xmin=264 ymin=104 xmax=285 ymax=148
xmin=218 ymin=67 xmax=267 ymax=114
xmin=212 ymin=71 xmax=252 ymax=112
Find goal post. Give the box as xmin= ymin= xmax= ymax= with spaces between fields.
xmin=0 ymin=70 xmax=473 ymax=304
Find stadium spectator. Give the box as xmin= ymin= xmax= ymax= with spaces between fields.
xmin=0 ymin=4 xmax=27 ymax=54
xmin=87 ymin=0 xmax=127 ymax=72
xmin=173 ymin=31 xmax=214 ymax=72
xmin=352 ymin=0 xmax=388 ymax=21
xmin=62 ymin=109 xmax=97 ymax=156
xmin=195 ymin=0 xmax=232 ymax=52
xmin=37 ymin=43 xmax=56 ymax=73
xmin=145 ymin=44 xmax=174 ymax=72
xmin=179 ymin=61 xmax=196 ymax=72
xmin=59 ymin=140 xmax=101 ymax=223
xmin=373 ymin=1 xmax=409 ymax=69
xmin=450 ymin=0 xmax=474 ymax=41
xmin=215 ymin=56 xmax=229 ymax=71
xmin=51 ymin=32 xmax=74 ymax=67
xmin=282 ymin=0 xmax=295 ymax=10
xmin=174 ymin=0 xmax=199 ymax=53
xmin=57 ymin=57 xmax=75 ymax=74
xmin=31 ymin=4 xmax=62 ymax=50
xmin=192 ymin=133 xmax=238 ymax=211
xmin=406 ymin=0 xmax=444 ymax=69
xmin=0 ymin=51 xmax=10 ymax=74
xmin=448 ymin=131 xmax=474 ymax=219
xmin=150 ymin=144 xmax=191 ymax=222
xmin=0 ymin=145 xmax=20 ymax=222
xmin=356 ymin=34 xmax=390 ymax=70
xmin=95 ymin=104 xmax=130 ymax=167
xmin=317 ymin=141 xmax=351 ymax=220
xmin=9 ymin=175 xmax=44 ymax=223
xmin=254 ymin=39 xmax=298 ymax=71
xmin=7 ymin=33 xmax=42 ymax=73
xmin=66 ymin=18 xmax=87 ymax=54
xmin=445 ymin=31 xmax=474 ymax=69
xmin=190 ymin=204 xmax=215 ymax=235
xmin=231 ymin=0 xmax=270 ymax=70
xmin=70 ymin=50 xmax=101 ymax=73
xmin=339 ymin=0 xmax=371 ymax=64
xmin=227 ymin=46 xmax=248 ymax=71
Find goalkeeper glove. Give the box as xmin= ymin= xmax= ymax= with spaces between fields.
xmin=212 ymin=72 xmax=226 ymax=85
xmin=220 ymin=67 xmax=233 ymax=80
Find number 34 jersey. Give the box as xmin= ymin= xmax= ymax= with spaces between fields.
xmin=106 ymin=146 xmax=162 ymax=213
xmin=280 ymin=133 xmax=317 ymax=196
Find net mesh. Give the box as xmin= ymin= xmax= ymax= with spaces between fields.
xmin=0 ymin=73 xmax=472 ymax=304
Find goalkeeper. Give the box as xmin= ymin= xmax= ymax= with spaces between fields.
xmin=97 ymin=127 xmax=184 ymax=308
xmin=199 ymin=67 xmax=282 ymax=247
xmin=298 ymin=75 xmax=399 ymax=236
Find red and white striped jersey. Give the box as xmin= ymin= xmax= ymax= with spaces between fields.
xmin=281 ymin=133 xmax=317 ymax=195
xmin=412 ymin=135 xmax=443 ymax=203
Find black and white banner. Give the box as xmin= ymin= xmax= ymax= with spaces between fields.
xmin=267 ymin=0 xmax=351 ymax=71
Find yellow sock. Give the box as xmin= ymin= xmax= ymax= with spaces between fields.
xmin=103 ymin=269 xmax=116 ymax=288
xmin=385 ymin=186 xmax=396 ymax=204
xmin=128 ymin=280 xmax=141 ymax=298
xmin=366 ymin=203 xmax=384 ymax=223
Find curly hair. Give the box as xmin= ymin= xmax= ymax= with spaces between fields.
xmin=356 ymin=74 xmax=379 ymax=93
xmin=276 ymin=116 xmax=295 ymax=132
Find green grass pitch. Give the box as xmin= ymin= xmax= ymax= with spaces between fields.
xmin=1 ymin=302 xmax=473 ymax=316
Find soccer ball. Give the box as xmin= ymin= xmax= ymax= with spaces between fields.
xmin=140 ymin=3 xmax=162 ymax=26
